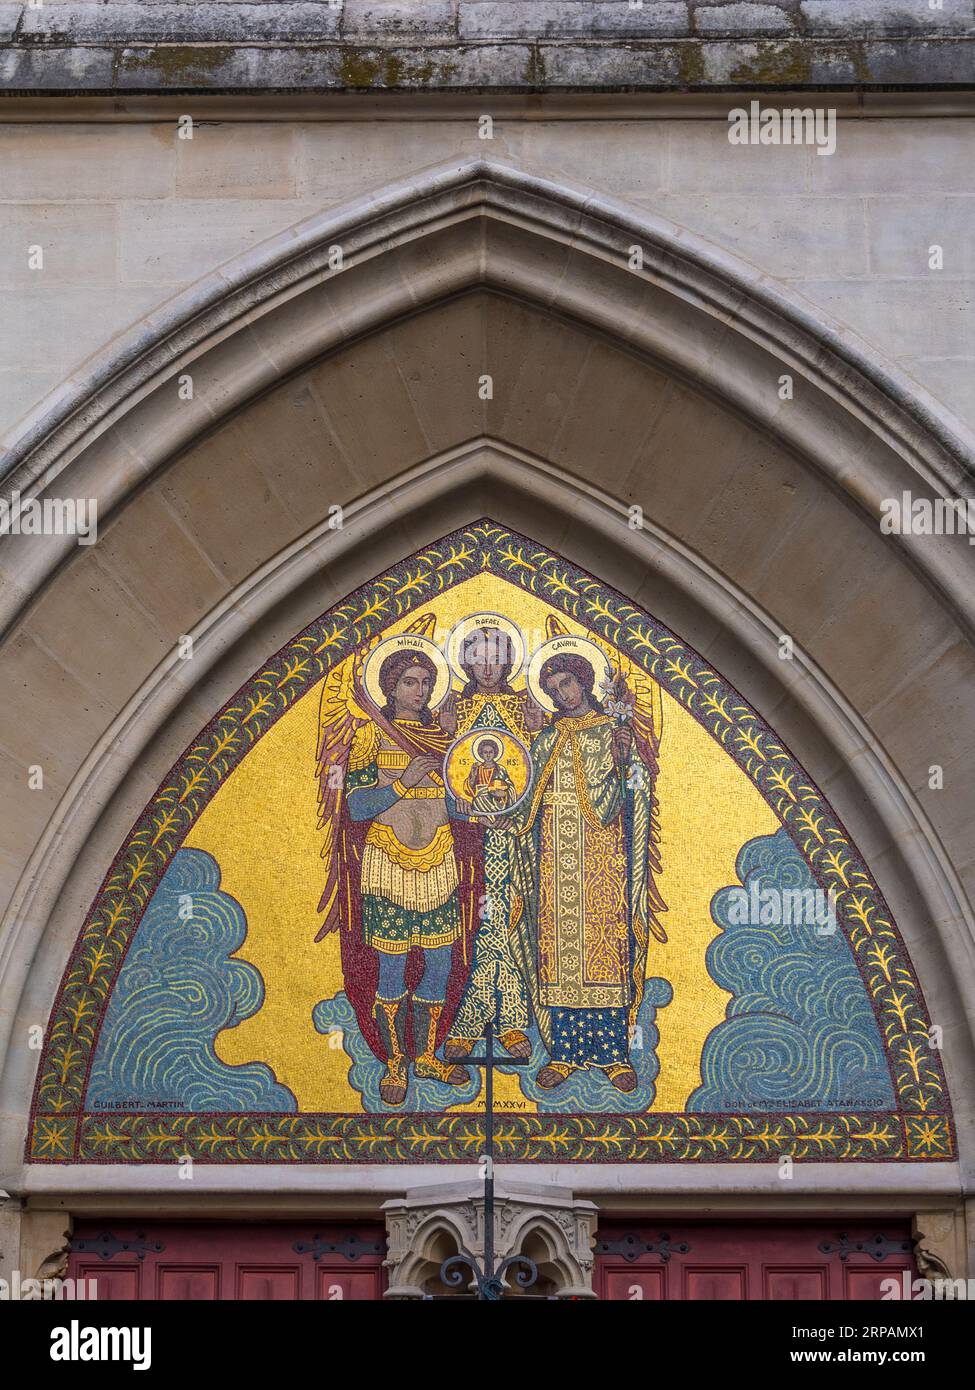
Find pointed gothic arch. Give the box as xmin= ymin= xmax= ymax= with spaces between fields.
xmin=2 ymin=160 xmax=973 ymax=636
xmin=1 ymin=161 xmax=973 ymax=1200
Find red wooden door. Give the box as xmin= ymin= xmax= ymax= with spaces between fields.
xmin=594 ymin=1221 xmax=916 ymax=1300
xmin=68 ymin=1222 xmax=386 ymax=1300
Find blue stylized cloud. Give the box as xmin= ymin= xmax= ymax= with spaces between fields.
xmin=687 ymin=829 xmax=894 ymax=1113
xmin=314 ymin=978 xmax=671 ymax=1115
xmin=87 ymin=848 xmax=296 ymax=1112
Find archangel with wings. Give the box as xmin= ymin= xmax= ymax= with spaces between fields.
xmin=314 ymin=615 xmax=482 ymax=1105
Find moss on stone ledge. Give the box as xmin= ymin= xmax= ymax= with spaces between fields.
xmin=120 ymin=45 xmax=238 ymax=82
xmin=728 ymin=40 xmax=812 ymax=86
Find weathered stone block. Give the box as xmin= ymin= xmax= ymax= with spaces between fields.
xmin=23 ymin=545 xmax=171 ymax=707
xmin=0 ymin=369 xmax=64 ymax=434
xmin=0 ymin=204 xmax=118 ymax=288
xmin=800 ymin=0 xmax=975 ymax=37
xmin=460 ymin=1 xmax=598 ymax=40
xmin=515 ymin=120 xmax=667 ymax=196
xmin=97 ymin=487 xmax=231 ymax=638
xmin=695 ymin=3 xmax=795 ymax=36
xmin=116 ymin=42 xmax=287 ymax=90
xmin=214 ymin=379 xmax=361 ymax=527
xmin=901 ymin=358 xmax=975 ymax=423
xmin=591 ymin=1 xmax=695 ymax=37
xmin=175 ymin=124 xmax=297 ymax=198
xmin=666 ymin=120 xmax=814 ymax=193
xmin=0 ymin=631 xmax=112 ymax=789
xmin=115 ymin=41 xmax=535 ymax=89
xmin=0 ymin=125 xmax=173 ymax=200
xmin=809 ymin=119 xmax=975 ymax=193
xmin=118 ymin=198 xmax=321 ymax=287
xmin=0 ymin=44 xmax=116 ymax=90
xmin=539 ymin=41 xmax=685 ymax=85
xmin=701 ymin=37 xmax=814 ymax=84
xmin=156 ymin=427 xmax=300 ymax=584
xmin=342 ymin=0 xmax=457 ymax=39
xmin=0 ymin=4 xmax=21 ymax=44
xmin=19 ymin=2 xmax=343 ymax=43
xmin=382 ymin=298 xmax=486 ymax=454
xmin=802 ymin=278 xmax=975 ymax=358
xmin=651 ymin=193 xmax=868 ymax=278
xmin=867 ymin=196 xmax=975 ymax=279
xmin=808 ymin=51 xmax=872 ymax=84
xmin=864 ymin=38 xmax=975 ymax=84
xmin=297 ymin=120 xmax=474 ymax=199
xmin=460 ymin=2 xmax=689 ymax=40
xmin=306 ymin=332 xmax=437 ymax=488
xmin=0 ymin=286 xmax=164 ymax=372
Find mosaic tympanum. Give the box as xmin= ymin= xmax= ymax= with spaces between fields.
xmin=29 ymin=523 xmax=953 ymax=1164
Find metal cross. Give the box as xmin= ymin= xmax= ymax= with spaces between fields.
xmin=439 ymin=1013 xmax=537 ymax=1300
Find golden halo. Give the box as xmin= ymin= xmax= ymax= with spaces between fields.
xmin=362 ymin=634 xmax=452 ymax=711
xmin=446 ymin=612 xmax=526 ymax=685
xmin=471 ymin=731 xmax=506 ymax=762
xmin=525 ymin=635 xmax=614 ymax=712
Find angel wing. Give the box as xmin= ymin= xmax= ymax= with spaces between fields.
xmin=314 ymin=611 xmax=440 ymax=938
xmin=314 ymin=639 xmax=377 ymax=936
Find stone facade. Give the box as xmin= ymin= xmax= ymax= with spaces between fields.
xmin=1 ymin=2 xmax=974 ymax=1286
xmin=3 ymin=2 xmax=975 ymax=93
xmin=2 ymin=112 xmax=974 ymax=440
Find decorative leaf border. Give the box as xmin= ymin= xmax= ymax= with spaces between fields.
xmin=27 ymin=521 xmax=954 ymax=1164
xmin=29 ymin=1111 xmax=951 ymax=1165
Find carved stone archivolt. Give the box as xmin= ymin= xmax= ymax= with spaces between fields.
xmin=383 ymin=1181 xmax=598 ymax=1299
xmin=2 ymin=164 xmax=973 ymax=1204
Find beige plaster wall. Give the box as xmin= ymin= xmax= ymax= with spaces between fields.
xmin=1 ymin=111 xmax=973 ymax=437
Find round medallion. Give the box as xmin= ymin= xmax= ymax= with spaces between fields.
xmin=443 ymin=728 xmax=533 ymax=817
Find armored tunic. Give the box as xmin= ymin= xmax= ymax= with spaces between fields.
xmin=346 ymin=719 xmax=461 ymax=955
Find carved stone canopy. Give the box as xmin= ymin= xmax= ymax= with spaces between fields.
xmin=382 ymin=1181 xmax=598 ymax=1300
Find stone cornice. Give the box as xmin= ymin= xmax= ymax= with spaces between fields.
xmin=1 ymin=1 xmax=974 ymax=95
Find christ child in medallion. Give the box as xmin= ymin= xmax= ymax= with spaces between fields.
xmin=464 ymin=737 xmax=518 ymax=814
